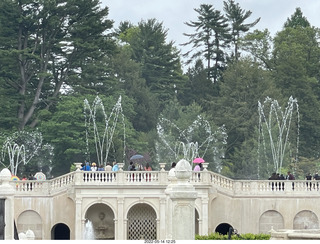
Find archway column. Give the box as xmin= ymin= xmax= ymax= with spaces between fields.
xmin=116 ymin=197 xmax=124 ymax=240
xmin=74 ymin=197 xmax=82 ymax=240
xmin=159 ymin=197 xmax=166 ymax=239
xmin=200 ymin=197 xmax=209 ymax=235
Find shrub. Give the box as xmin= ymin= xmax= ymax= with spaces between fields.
xmin=195 ymin=232 xmax=270 ymax=240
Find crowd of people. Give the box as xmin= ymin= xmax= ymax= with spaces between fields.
xmin=79 ymin=161 xmax=153 ymax=172
xmin=80 ymin=161 xmax=119 ymax=172
xmin=268 ymin=171 xmax=320 ymax=191
xmin=268 ymin=171 xmax=320 ymax=181
xmin=127 ymin=161 xmax=152 ymax=171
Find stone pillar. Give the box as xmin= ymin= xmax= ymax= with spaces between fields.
xmin=200 ymin=197 xmax=209 ymax=235
xmin=0 ymin=168 xmax=15 ymax=240
xmin=159 ymin=197 xmax=166 ymax=240
xmin=116 ymin=197 xmax=124 ymax=240
xmin=165 ymin=159 xmax=197 ymax=240
xmin=74 ymin=197 xmax=82 ymax=240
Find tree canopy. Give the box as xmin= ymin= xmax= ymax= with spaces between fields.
xmin=1 ymin=1 xmax=320 ymax=180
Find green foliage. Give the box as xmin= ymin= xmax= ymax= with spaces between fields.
xmin=1 ymin=3 xmax=320 ymax=179
xmin=196 ymin=232 xmax=270 ymax=240
xmin=183 ymin=4 xmax=230 ymax=82
xmin=273 ymin=25 xmax=320 ymax=159
xmin=0 ymin=0 xmax=116 ymax=130
xmin=284 ymin=7 xmax=310 ymax=28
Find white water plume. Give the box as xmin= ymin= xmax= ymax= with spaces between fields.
xmin=84 ymin=96 xmax=125 ymax=166
xmin=156 ymin=115 xmax=227 ymax=171
xmin=258 ymin=96 xmax=299 ymax=178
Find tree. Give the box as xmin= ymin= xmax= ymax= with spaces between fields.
xmin=272 ymin=25 xmax=320 ymax=158
xmin=223 ymin=0 xmax=260 ymax=61
xmin=183 ymin=4 xmax=231 ymax=82
xmin=284 ymin=7 xmax=310 ymax=28
xmin=208 ymin=58 xmax=280 ymax=179
xmin=241 ymin=29 xmax=273 ymax=70
xmin=0 ymin=0 xmax=116 ymax=130
xmin=182 ymin=59 xmax=218 ymax=108
xmin=111 ymin=46 xmax=159 ymax=133
xmin=118 ymin=19 xmax=186 ymax=110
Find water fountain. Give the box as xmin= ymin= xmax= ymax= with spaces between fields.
xmin=84 ymin=96 xmax=126 ymax=167
xmin=258 ymin=96 xmax=299 ymax=178
xmin=83 ymin=220 xmax=95 ymax=240
xmin=156 ymin=115 xmax=227 ymax=171
xmin=0 ymin=131 xmax=52 ymax=176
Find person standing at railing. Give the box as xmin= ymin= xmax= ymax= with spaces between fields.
xmin=168 ymin=162 xmax=176 ymax=178
xmin=314 ymin=173 xmax=320 ymax=190
xmin=130 ymin=164 xmax=136 ymax=182
xmin=105 ymin=162 xmax=112 ymax=171
xmin=91 ymin=162 xmax=97 ymax=171
xmin=279 ymin=174 xmax=285 ymax=190
xmin=112 ymin=162 xmax=119 ymax=172
xmin=81 ymin=162 xmax=91 ymax=171
xmin=194 ymin=164 xmax=201 ymax=172
xmin=194 ymin=163 xmax=202 ymax=181
xmin=306 ymin=173 xmax=312 ymax=190
xmin=286 ymin=171 xmax=295 ymax=190
xmin=144 ymin=163 xmax=152 ymax=182
xmin=128 ymin=161 xmax=134 ymax=171
xmin=268 ymin=172 xmax=278 ymax=190
xmin=97 ymin=164 xmax=104 ymax=171
xmin=105 ymin=162 xmax=112 ymax=182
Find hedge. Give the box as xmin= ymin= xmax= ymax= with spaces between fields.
xmin=195 ymin=232 xmax=271 ymax=240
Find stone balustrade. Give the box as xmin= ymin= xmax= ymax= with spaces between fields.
xmin=8 ymin=169 xmax=320 ymax=196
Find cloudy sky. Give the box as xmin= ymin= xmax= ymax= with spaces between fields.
xmin=100 ymin=0 xmax=320 ymax=57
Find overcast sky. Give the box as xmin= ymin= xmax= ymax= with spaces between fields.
xmin=100 ymin=0 xmax=320 ymax=60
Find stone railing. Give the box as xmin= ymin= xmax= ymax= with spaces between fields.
xmin=8 ymin=170 xmax=320 ymax=197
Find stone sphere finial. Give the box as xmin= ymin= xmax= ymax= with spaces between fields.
xmin=175 ymin=159 xmax=192 ymax=180
xmin=0 ymin=168 xmax=12 ymax=181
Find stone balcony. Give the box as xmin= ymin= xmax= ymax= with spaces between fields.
xmin=9 ymin=168 xmax=320 ymax=197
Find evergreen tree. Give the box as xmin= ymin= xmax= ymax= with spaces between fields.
xmin=284 ymin=7 xmax=311 ymax=28
xmin=0 ymin=0 xmax=116 ymax=130
xmin=209 ymin=59 xmax=280 ymax=179
xmin=223 ymin=0 xmax=260 ymax=61
xmin=182 ymin=59 xmax=218 ymax=108
xmin=119 ymin=19 xmax=186 ymax=110
xmin=273 ymin=24 xmax=320 ymax=158
xmin=183 ymin=4 xmax=231 ymax=82
xmin=241 ymin=29 xmax=273 ymax=70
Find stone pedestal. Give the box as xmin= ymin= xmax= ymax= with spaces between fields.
xmin=165 ymin=159 xmax=197 ymax=240
xmin=0 ymin=168 xmax=15 ymax=240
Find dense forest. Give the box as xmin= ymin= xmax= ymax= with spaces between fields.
xmin=0 ymin=0 xmax=319 ymax=180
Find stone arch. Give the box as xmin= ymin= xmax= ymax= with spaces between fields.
xmin=127 ymin=203 xmax=157 ymax=240
xmin=293 ymin=210 xmax=319 ymax=229
xmin=259 ymin=210 xmax=284 ymax=233
xmin=215 ymin=223 xmax=233 ymax=235
xmin=51 ymin=223 xmax=70 ymax=240
xmin=17 ymin=210 xmax=42 ymax=240
xmin=84 ymin=203 xmax=115 ymax=240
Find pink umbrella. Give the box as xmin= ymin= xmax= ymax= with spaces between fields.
xmin=193 ymin=157 xmax=205 ymax=163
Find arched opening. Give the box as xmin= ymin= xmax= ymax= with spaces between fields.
xmin=215 ymin=223 xmax=233 ymax=235
xmin=127 ymin=203 xmax=157 ymax=240
xmin=195 ymin=209 xmax=199 ymax=235
xmin=259 ymin=210 xmax=284 ymax=233
xmin=85 ymin=203 xmax=115 ymax=240
xmin=294 ymin=210 xmax=319 ymax=229
xmin=17 ymin=210 xmax=42 ymax=240
xmin=51 ymin=223 xmax=70 ymax=240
